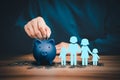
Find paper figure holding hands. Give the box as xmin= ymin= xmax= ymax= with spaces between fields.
xmin=68 ymin=36 xmax=80 ymax=66
xmin=92 ymin=48 xmax=100 ymax=66
xmin=59 ymin=47 xmax=67 ymax=66
xmin=80 ymin=38 xmax=92 ymax=66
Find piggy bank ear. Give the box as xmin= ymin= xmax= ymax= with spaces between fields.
xmin=48 ymin=39 xmax=55 ymax=45
xmin=34 ymin=39 xmax=42 ymax=46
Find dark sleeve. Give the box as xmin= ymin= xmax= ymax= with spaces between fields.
xmin=90 ymin=0 xmax=120 ymax=54
xmin=16 ymin=0 xmax=41 ymax=27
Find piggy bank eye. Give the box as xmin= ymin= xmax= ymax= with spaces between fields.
xmin=48 ymin=46 xmax=50 ymax=48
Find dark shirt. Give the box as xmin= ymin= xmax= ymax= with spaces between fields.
xmin=16 ymin=0 xmax=120 ymax=54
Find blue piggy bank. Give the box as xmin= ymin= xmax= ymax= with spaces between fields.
xmin=33 ymin=39 xmax=56 ymax=65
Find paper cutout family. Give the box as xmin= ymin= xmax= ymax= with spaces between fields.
xmin=33 ymin=36 xmax=100 ymax=66
xmin=59 ymin=36 xmax=100 ymax=66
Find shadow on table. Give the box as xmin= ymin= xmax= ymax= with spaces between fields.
xmin=7 ymin=60 xmax=104 ymax=69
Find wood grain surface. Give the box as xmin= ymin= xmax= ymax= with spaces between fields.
xmin=0 ymin=54 xmax=120 ymax=80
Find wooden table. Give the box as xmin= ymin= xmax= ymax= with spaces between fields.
xmin=0 ymin=54 xmax=120 ymax=80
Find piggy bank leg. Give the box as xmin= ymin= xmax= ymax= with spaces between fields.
xmin=36 ymin=59 xmax=41 ymax=65
xmin=49 ymin=61 xmax=53 ymax=65
xmin=37 ymin=62 xmax=41 ymax=65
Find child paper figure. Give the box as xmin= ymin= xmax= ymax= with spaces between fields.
xmin=68 ymin=36 xmax=80 ymax=66
xmin=92 ymin=48 xmax=100 ymax=66
xmin=59 ymin=47 xmax=67 ymax=66
xmin=80 ymin=38 xmax=92 ymax=66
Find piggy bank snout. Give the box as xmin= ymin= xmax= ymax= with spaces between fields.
xmin=41 ymin=51 xmax=47 ymax=56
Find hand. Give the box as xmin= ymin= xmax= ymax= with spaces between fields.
xmin=24 ymin=17 xmax=51 ymax=40
xmin=56 ymin=42 xmax=69 ymax=54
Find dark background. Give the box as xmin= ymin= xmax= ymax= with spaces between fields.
xmin=0 ymin=0 xmax=120 ymax=59
xmin=0 ymin=0 xmax=31 ymax=59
